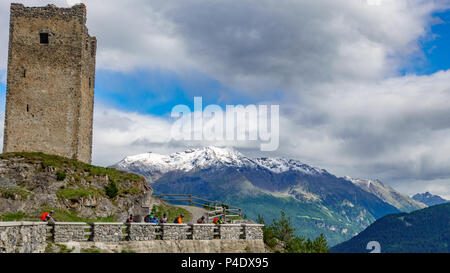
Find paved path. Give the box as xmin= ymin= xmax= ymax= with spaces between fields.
xmin=176 ymin=205 xmax=210 ymax=224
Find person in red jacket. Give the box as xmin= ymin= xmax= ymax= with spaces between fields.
xmin=41 ymin=210 xmax=55 ymax=223
xmin=213 ymin=216 xmax=224 ymax=224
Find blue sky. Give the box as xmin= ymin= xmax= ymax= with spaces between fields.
xmin=409 ymin=10 xmax=450 ymax=75
xmin=98 ymin=9 xmax=450 ymax=118
xmin=95 ymin=69 xmax=285 ymax=117
xmin=421 ymin=11 xmax=450 ymax=74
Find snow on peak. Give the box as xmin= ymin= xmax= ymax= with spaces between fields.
xmin=114 ymin=146 xmax=326 ymax=176
xmin=253 ymin=157 xmax=326 ymax=175
xmin=116 ymin=146 xmax=253 ymax=173
xmin=344 ymin=176 xmax=378 ymax=188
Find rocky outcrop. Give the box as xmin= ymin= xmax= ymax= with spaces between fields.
xmin=0 ymin=153 xmax=161 ymax=221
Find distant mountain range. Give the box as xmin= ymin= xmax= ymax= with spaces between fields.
xmin=345 ymin=177 xmax=426 ymax=212
xmin=331 ymin=203 xmax=450 ymax=253
xmin=111 ymin=146 xmax=424 ymax=246
xmin=412 ymin=192 xmax=448 ymax=207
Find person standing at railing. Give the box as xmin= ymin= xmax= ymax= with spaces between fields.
xmin=213 ymin=215 xmax=224 ymax=225
xmin=173 ymin=214 xmax=184 ymax=224
xmin=41 ymin=210 xmax=55 ymax=224
xmin=197 ymin=216 xmax=206 ymax=223
xmin=151 ymin=215 xmax=160 ymax=223
xmin=126 ymin=214 xmax=134 ymax=223
xmin=160 ymin=213 xmax=168 ymax=223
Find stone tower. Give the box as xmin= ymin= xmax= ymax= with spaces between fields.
xmin=3 ymin=3 xmax=96 ymax=164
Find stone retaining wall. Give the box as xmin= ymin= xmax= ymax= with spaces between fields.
xmin=191 ymin=224 xmax=216 ymax=240
xmin=243 ymin=224 xmax=264 ymax=240
xmin=0 ymin=222 xmax=47 ymax=253
xmin=0 ymin=222 xmax=264 ymax=252
xmin=161 ymin=224 xmax=188 ymax=240
xmin=91 ymin=223 xmax=123 ymax=242
xmin=53 ymin=222 xmax=89 ymax=243
xmin=127 ymin=223 xmax=159 ymax=241
xmin=219 ymin=224 xmax=242 ymax=240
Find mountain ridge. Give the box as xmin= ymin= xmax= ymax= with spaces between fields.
xmin=412 ymin=192 xmax=448 ymax=207
xmin=111 ymin=146 xmax=423 ymax=246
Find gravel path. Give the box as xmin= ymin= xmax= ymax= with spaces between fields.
xmin=176 ymin=205 xmax=210 ymax=224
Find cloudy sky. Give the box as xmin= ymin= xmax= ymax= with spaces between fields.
xmin=1 ymin=0 xmax=450 ymax=198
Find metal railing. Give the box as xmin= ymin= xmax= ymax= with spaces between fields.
xmin=152 ymin=194 xmax=242 ymax=223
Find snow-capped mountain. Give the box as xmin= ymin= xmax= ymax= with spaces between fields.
xmin=412 ymin=192 xmax=449 ymax=207
xmin=111 ymin=146 xmax=422 ymax=246
xmin=113 ymin=146 xmax=327 ymax=182
xmin=344 ymin=177 xmax=426 ymax=212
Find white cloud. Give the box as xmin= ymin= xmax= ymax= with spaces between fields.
xmin=275 ymin=71 xmax=450 ymax=183
xmin=92 ymin=104 xmax=173 ymax=166
xmin=1 ymin=0 xmax=450 ymax=197
xmin=1 ymin=0 xmax=446 ymax=91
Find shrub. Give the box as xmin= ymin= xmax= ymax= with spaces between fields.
xmin=56 ymin=171 xmax=66 ymax=181
xmin=258 ymin=211 xmax=329 ymax=253
xmin=105 ymin=179 xmax=119 ymax=199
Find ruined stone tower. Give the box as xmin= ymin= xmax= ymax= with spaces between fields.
xmin=3 ymin=3 xmax=96 ymax=164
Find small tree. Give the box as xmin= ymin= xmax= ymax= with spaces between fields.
xmin=257 ymin=215 xmax=277 ymax=248
xmin=105 ymin=179 xmax=119 ymax=198
xmin=261 ymin=211 xmax=329 ymax=253
xmin=271 ymin=211 xmax=295 ymax=243
xmin=311 ymin=233 xmax=329 ymax=253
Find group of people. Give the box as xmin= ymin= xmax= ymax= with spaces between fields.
xmin=197 ymin=215 xmax=225 ymax=224
xmin=42 ymin=210 xmax=227 ymax=225
xmin=127 ymin=213 xmax=226 ymax=224
xmin=126 ymin=213 xmax=184 ymax=224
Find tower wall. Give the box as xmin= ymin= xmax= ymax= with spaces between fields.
xmin=3 ymin=4 xmax=96 ymax=164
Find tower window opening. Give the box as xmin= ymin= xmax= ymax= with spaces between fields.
xmin=26 ymin=104 xmax=29 ymax=112
xmin=40 ymin=33 xmax=49 ymax=44
xmin=89 ymin=78 xmax=91 ymax=88
xmin=23 ymin=69 xmax=26 ymax=78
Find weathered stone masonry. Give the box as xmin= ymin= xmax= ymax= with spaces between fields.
xmin=53 ymin=222 xmax=89 ymax=243
xmin=0 ymin=222 xmax=47 ymax=253
xmin=0 ymin=222 xmax=264 ymax=252
xmin=3 ymin=3 xmax=96 ymax=164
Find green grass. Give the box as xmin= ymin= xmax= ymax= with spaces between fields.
xmin=0 ymin=186 xmax=34 ymax=200
xmin=34 ymin=207 xmax=116 ymax=223
xmin=152 ymin=205 xmax=193 ymax=223
xmin=0 ymin=152 xmax=144 ymax=184
xmin=56 ymin=187 xmax=103 ymax=199
xmin=1 ymin=207 xmax=115 ymax=223
xmin=0 ymin=211 xmax=30 ymax=221
xmin=81 ymin=246 xmax=102 ymax=253
xmin=0 ymin=152 xmax=150 ymax=224
xmin=51 ymin=209 xmax=116 ymax=223
xmin=121 ymin=249 xmax=136 ymax=253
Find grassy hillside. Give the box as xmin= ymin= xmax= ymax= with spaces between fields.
xmin=332 ymin=203 xmax=450 ymax=253
xmin=223 ymin=192 xmax=368 ymax=247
